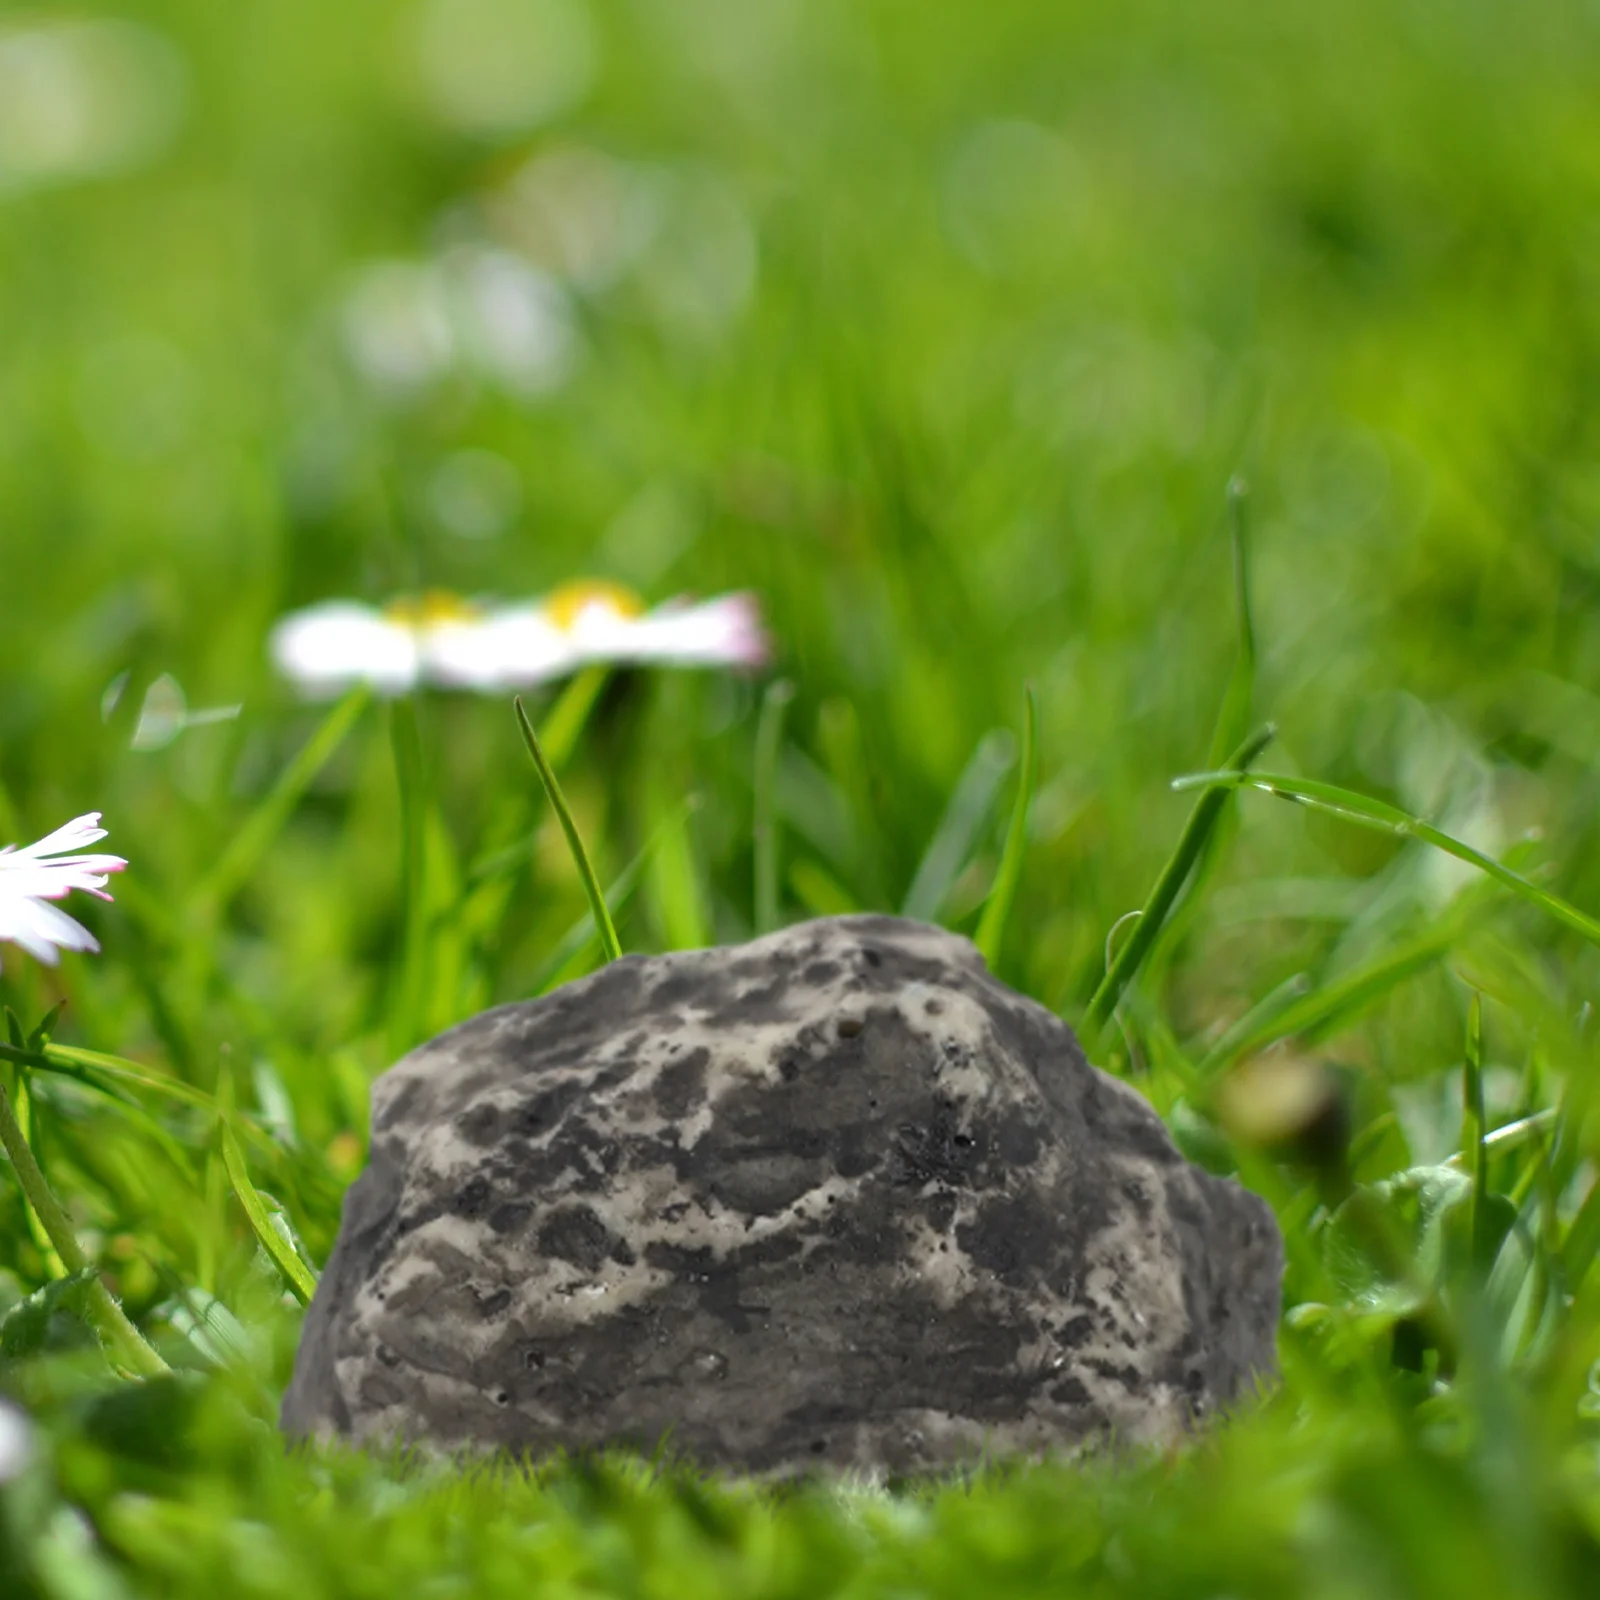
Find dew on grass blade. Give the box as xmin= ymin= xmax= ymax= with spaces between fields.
xmin=101 ymin=672 xmax=242 ymax=752
xmin=219 ymin=1118 xmax=319 ymax=1306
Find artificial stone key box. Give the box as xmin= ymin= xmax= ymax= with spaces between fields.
xmin=283 ymin=916 xmax=1282 ymax=1476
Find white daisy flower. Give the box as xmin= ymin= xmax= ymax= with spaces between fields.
xmin=0 ymin=812 xmax=127 ymax=972
xmin=270 ymin=582 xmax=768 ymax=697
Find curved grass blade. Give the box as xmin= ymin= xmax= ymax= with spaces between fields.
xmin=901 ymin=729 xmax=1014 ymax=923
xmin=0 ymin=1081 xmax=169 ymax=1376
xmin=467 ymin=672 xmax=612 ymax=891
xmin=193 ymin=685 xmax=371 ymax=920
xmin=1085 ymin=723 xmax=1276 ymax=1043
xmin=0 ymin=1041 xmax=216 ymax=1113
xmin=975 ymin=687 xmax=1037 ymax=969
xmin=529 ymin=797 xmax=699 ymax=994
xmin=219 ymin=1117 xmax=319 ymax=1306
xmin=1171 ymin=768 xmax=1600 ymax=948
xmin=753 ymin=679 xmax=795 ymax=935
xmin=514 ymin=696 xmax=621 ymax=962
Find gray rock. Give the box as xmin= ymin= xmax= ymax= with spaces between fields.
xmin=282 ymin=915 xmax=1281 ymax=1475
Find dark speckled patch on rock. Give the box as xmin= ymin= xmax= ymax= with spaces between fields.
xmin=281 ymin=916 xmax=1282 ymax=1476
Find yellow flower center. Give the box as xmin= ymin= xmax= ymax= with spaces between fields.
xmin=383 ymin=590 xmax=483 ymax=629
xmin=542 ymin=579 xmax=645 ymax=633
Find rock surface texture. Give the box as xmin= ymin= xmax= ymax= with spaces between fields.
xmin=282 ymin=916 xmax=1282 ymax=1475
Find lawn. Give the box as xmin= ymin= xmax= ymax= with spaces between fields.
xmin=5 ymin=0 xmax=1600 ymax=1594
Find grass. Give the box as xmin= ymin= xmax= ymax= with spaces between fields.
xmin=7 ymin=0 xmax=1600 ymax=1593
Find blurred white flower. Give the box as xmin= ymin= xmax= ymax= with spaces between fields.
xmin=0 ymin=18 xmax=184 ymax=196
xmin=0 ymin=1397 xmax=33 ymax=1483
xmin=406 ymin=0 xmax=597 ymax=141
xmin=339 ymin=261 xmax=456 ymax=397
xmin=271 ymin=582 xmax=768 ymax=697
xmin=340 ymin=249 xmax=577 ymax=402
xmin=443 ymin=246 xmax=576 ymax=398
xmin=0 ymin=813 xmax=127 ymax=972
xmin=487 ymin=145 xmax=657 ymax=290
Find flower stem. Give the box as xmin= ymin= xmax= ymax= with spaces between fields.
xmin=0 ymin=1079 xmax=169 ymax=1378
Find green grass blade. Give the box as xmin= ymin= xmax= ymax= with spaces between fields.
xmin=1463 ymin=994 xmax=1491 ymax=1264
xmin=1152 ymin=482 xmax=1259 ymax=990
xmin=538 ymin=666 xmax=609 ymax=774
xmin=753 ymin=679 xmax=795 ymax=935
xmin=1564 ymin=1177 xmax=1600 ymax=1290
xmin=514 ymin=696 xmax=621 ymax=963
xmin=902 ymin=728 xmax=1014 ymax=923
xmin=0 ymin=1041 xmax=217 ymax=1113
xmin=1171 ymin=768 xmax=1600 ymax=947
xmin=1207 ymin=476 xmax=1256 ymax=767
xmin=647 ymin=787 xmax=710 ymax=950
xmin=219 ymin=1117 xmax=318 ymax=1306
xmin=1193 ymin=971 xmax=1311 ymax=1077
xmin=0 ymin=1269 xmax=98 ymax=1362
xmin=193 ymin=685 xmax=370 ymax=919
xmin=1084 ymin=723 xmax=1276 ymax=1044
xmin=0 ymin=1079 xmax=169 ymax=1376
xmin=1445 ymin=1109 xmax=1558 ymax=1172
xmin=1212 ymin=918 xmax=1468 ymax=1069
xmin=975 ymin=687 xmax=1037 ymax=969
xmin=389 ymin=697 xmax=429 ymax=1056
xmin=528 ymin=799 xmax=697 ymax=994
xmin=790 ymin=859 xmax=859 ymax=917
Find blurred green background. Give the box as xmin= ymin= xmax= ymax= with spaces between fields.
xmin=9 ymin=0 xmax=1600 ymax=1030
xmin=7 ymin=2 xmax=1600 ymax=1594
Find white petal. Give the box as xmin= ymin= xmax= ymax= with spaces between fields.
xmin=16 ymin=812 xmax=108 ymax=859
xmin=270 ymin=603 xmax=421 ymax=697
xmin=423 ymin=607 xmax=582 ymax=689
xmin=0 ymin=891 xmax=99 ymax=963
xmin=0 ymin=859 xmax=122 ymax=901
xmin=577 ymin=593 xmax=768 ymax=668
